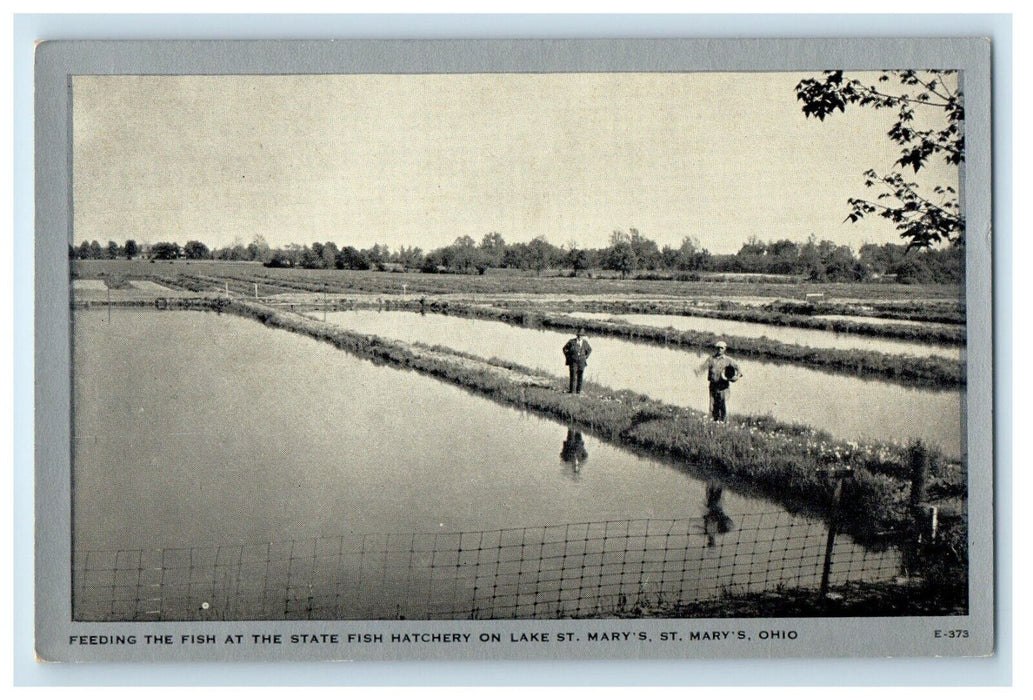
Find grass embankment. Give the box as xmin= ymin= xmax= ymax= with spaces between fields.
xmin=770 ymin=299 xmax=965 ymax=326
xmin=513 ymin=298 xmax=965 ymax=345
xmin=405 ymin=301 xmax=965 ymax=389
xmin=596 ymin=579 xmax=967 ymax=618
xmin=73 ymin=260 xmax=964 ymax=304
xmin=219 ymin=298 xmax=964 ymax=546
xmin=72 ymin=296 xmax=220 ymax=310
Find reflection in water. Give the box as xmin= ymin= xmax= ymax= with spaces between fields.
xmin=703 ymin=480 xmax=735 ymax=548
xmin=560 ymin=427 xmax=589 ymax=476
xmin=73 ymin=310 xmax=904 ymax=620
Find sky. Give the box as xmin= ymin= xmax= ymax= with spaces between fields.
xmin=72 ymin=72 xmax=960 ymax=255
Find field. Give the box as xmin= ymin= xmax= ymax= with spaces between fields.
xmin=72 ymin=259 xmax=964 ymax=306
xmin=70 ymin=260 xmax=969 ymax=617
xmin=72 ymin=260 xmax=966 ymax=387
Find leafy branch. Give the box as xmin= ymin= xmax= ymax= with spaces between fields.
xmin=796 ymin=70 xmax=965 ymax=249
xmin=847 ymin=170 xmax=964 ymax=249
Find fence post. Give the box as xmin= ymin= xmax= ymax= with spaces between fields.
xmin=907 ymin=440 xmax=938 ymax=544
xmin=818 ymin=465 xmax=853 ymax=599
xmin=909 ymin=440 xmax=929 ymax=512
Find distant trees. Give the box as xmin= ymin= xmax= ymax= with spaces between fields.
xmin=334 ymin=246 xmax=370 ymax=270
xmin=213 ymin=238 xmax=249 ymax=261
xmin=626 ymin=228 xmax=661 ymax=271
xmin=445 ymin=236 xmax=480 ymax=273
xmin=183 ymin=240 xmax=211 ymax=260
xmin=527 ymin=236 xmax=555 ymax=276
xmin=479 ymin=232 xmax=507 ymax=269
xmin=246 ymin=236 xmax=270 ymax=263
xmin=150 ymin=242 xmax=181 ymax=260
xmin=858 ymin=242 xmax=962 ymax=284
xmin=320 ymin=241 xmax=339 ymax=270
xmin=674 ymin=236 xmax=710 ymax=271
xmin=72 ymin=241 xmax=99 ymax=259
xmin=394 ymin=245 xmax=425 ymax=271
xmin=604 ymin=232 xmax=638 ymax=280
xmin=566 ymin=246 xmax=589 ymax=277
xmin=68 ymin=227 xmax=962 ymax=283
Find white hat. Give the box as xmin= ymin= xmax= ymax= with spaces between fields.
xmin=714 ymin=340 xmax=727 ymax=349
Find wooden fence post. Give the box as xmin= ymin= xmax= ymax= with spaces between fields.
xmin=819 ymin=465 xmax=854 ymax=599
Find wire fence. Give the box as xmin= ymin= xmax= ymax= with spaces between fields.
xmin=73 ymin=511 xmax=905 ymax=621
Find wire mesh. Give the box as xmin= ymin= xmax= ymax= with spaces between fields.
xmin=72 ymin=511 xmax=905 ymax=621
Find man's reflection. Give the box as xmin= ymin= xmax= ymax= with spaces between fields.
xmin=703 ymin=480 xmax=735 ymax=548
xmin=560 ymin=427 xmax=589 ymax=475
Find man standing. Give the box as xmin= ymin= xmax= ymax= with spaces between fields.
xmin=562 ymin=328 xmax=592 ymax=394
xmin=698 ymin=340 xmax=742 ymax=421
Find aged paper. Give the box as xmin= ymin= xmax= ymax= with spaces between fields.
xmin=35 ymin=38 xmax=993 ymax=663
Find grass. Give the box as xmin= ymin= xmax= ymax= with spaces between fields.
xmin=413 ymin=300 xmax=965 ymax=389
xmin=206 ymin=297 xmax=963 ymax=546
xmin=590 ymin=580 xmax=967 ymax=618
xmin=114 ymin=269 xmax=962 ymax=388
xmin=75 ymin=295 xmax=968 ymax=616
xmin=770 ymin=299 xmax=965 ymax=325
xmin=72 ymin=259 xmax=964 ymax=304
xmin=507 ymin=298 xmax=965 ymax=344
xmin=82 ymin=268 xmax=964 ymax=389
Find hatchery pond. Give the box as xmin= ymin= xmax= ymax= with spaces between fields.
xmin=71 ymin=308 xmax=901 ymax=620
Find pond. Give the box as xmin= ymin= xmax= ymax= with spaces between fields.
xmin=317 ymin=309 xmax=963 ymax=458
xmin=568 ymin=312 xmax=962 ymax=359
xmin=71 ymin=309 xmax=897 ymax=620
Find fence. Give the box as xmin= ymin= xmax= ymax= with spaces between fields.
xmin=73 ymin=510 xmax=908 ymax=621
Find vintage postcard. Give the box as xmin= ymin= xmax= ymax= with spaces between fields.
xmin=34 ymin=38 xmax=994 ymax=662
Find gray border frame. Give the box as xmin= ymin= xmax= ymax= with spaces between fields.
xmin=32 ymin=37 xmax=994 ymax=666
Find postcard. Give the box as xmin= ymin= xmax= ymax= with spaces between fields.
xmin=34 ymin=38 xmax=994 ymax=662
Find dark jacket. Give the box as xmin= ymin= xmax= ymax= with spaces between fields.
xmin=562 ymin=337 xmax=592 ymax=368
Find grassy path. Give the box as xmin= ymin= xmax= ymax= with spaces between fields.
xmin=216 ymin=298 xmax=963 ymax=545
xmin=510 ymin=298 xmax=965 ymax=344
xmin=413 ymin=300 xmax=965 ymax=389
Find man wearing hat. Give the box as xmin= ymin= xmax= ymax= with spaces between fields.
xmin=699 ymin=340 xmax=742 ymax=421
xmin=562 ymin=328 xmax=592 ymax=394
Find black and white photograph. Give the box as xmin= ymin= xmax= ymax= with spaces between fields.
xmin=32 ymin=37 xmax=996 ymax=663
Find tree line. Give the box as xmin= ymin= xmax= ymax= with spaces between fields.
xmin=70 ymin=228 xmax=962 ymax=284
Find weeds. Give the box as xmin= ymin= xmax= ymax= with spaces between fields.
xmin=214 ymin=298 xmax=963 ymax=545
xmin=414 ymin=300 xmax=964 ymax=389
xmin=506 ymin=298 xmax=964 ymax=344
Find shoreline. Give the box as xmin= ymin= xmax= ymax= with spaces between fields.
xmin=195 ymin=297 xmax=965 ymax=543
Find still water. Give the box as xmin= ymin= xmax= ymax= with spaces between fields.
xmin=73 ymin=309 xmax=895 ymax=619
xmin=318 ymin=310 xmax=962 ymax=457
xmin=568 ymin=312 xmax=961 ymax=359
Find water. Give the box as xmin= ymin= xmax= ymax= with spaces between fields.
xmin=128 ymin=280 xmax=173 ymax=292
xmin=73 ymin=279 xmax=108 ymax=291
xmin=72 ymin=309 xmax=896 ymax=619
xmin=318 ymin=310 xmax=963 ymax=457
xmin=568 ymin=312 xmax=962 ymax=359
